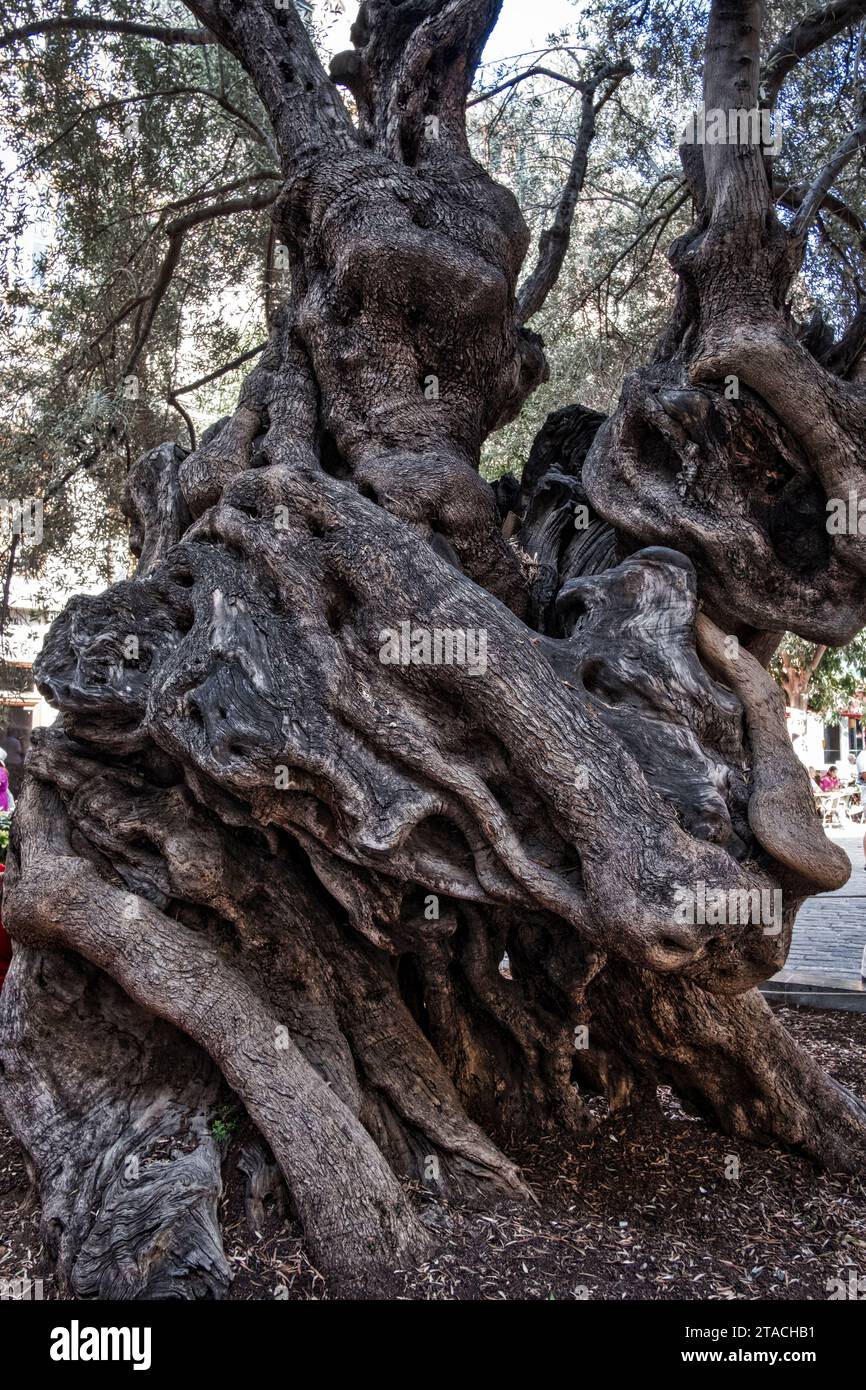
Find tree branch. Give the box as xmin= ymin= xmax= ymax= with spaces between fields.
xmin=467 ymin=65 xmax=586 ymax=106
xmin=790 ymin=111 xmax=866 ymax=240
xmin=76 ymin=294 xmax=148 ymax=369
xmin=516 ymin=60 xmax=633 ymax=323
xmin=825 ymin=302 xmax=866 ymax=374
xmin=761 ymin=0 xmax=866 ymax=108
xmin=122 ymin=191 xmax=277 ymax=382
xmin=167 ymin=396 xmax=198 ymax=451
xmin=574 ymin=189 xmax=690 ymax=311
xmin=332 ymin=0 xmax=506 ymax=158
xmin=172 ymin=343 xmax=266 ymax=398
xmin=166 ymin=342 xmax=268 ymax=451
xmin=774 ymin=175 xmax=866 ymax=239
xmin=0 ymin=16 xmax=214 ymax=50
xmin=182 ymin=0 xmax=354 ymax=164
xmin=161 ymin=170 xmax=280 ymax=214
xmin=8 ymin=88 xmax=276 ymax=182
xmin=0 ymin=534 xmax=20 ymax=646
xmin=703 ymin=0 xmax=768 ymax=224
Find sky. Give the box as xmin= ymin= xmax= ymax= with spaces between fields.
xmin=481 ymin=0 xmax=580 ymax=62
xmin=323 ymin=0 xmax=581 ymax=67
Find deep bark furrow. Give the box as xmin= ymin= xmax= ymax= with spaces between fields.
xmin=3 ymin=0 xmax=866 ymax=1300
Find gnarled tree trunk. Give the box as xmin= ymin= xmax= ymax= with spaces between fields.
xmin=3 ymin=0 xmax=866 ymax=1298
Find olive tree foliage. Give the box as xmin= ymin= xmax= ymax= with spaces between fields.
xmin=0 ymin=0 xmax=298 ymax=598
xmin=478 ymin=1 xmax=866 ymax=702
xmin=772 ymin=630 xmax=866 ymax=712
xmin=484 ymin=0 xmax=866 ymax=478
xmin=3 ymin=0 xmax=866 ymax=1299
xmin=3 ymin=0 xmax=864 ymax=581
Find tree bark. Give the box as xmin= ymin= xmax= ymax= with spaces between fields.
xmin=3 ymin=0 xmax=866 ymax=1298
xmin=584 ymin=0 xmax=866 ymax=646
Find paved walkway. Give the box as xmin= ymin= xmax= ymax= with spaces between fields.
xmin=785 ymin=826 xmax=866 ymax=979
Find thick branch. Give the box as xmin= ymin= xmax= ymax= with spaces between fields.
xmin=703 ymin=0 xmax=769 ymax=224
xmin=0 ymin=16 xmax=214 ymax=49
xmin=182 ymin=0 xmax=354 ymax=165
xmin=761 ymin=0 xmax=866 ymax=107
xmin=332 ymin=0 xmax=503 ymax=158
xmin=774 ymin=175 xmax=866 ymax=239
xmin=516 ymin=61 xmax=633 ymax=324
xmin=790 ymin=112 xmax=866 ymax=240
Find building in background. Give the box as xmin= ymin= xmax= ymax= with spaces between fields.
xmin=0 ymin=563 xmax=123 ymax=792
xmin=787 ymin=702 xmax=865 ymax=773
xmin=0 ymin=576 xmax=60 ymax=792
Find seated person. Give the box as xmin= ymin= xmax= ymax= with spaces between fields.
xmin=819 ymin=766 xmax=841 ymax=791
xmin=0 ymin=863 xmax=9 ymax=993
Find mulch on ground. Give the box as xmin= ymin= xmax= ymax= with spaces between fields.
xmin=2 ymin=1004 xmax=864 ymax=1301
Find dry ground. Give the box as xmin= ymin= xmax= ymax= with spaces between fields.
xmin=2 ymin=1004 xmax=864 ymax=1301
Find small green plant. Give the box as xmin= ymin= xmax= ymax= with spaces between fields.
xmin=210 ymin=1104 xmax=240 ymax=1143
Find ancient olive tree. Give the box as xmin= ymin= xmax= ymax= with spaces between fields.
xmin=2 ymin=0 xmax=866 ymax=1297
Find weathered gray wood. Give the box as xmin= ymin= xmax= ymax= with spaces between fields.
xmin=0 ymin=946 xmax=229 ymax=1299
xmin=3 ymin=0 xmax=866 ymax=1300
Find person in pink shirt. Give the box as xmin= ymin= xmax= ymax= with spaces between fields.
xmin=0 ymin=863 xmax=10 ymax=992
xmin=0 ymin=751 xmax=10 ymax=989
xmin=0 ymin=755 xmax=11 ymax=811
xmin=819 ymin=766 xmax=840 ymax=791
